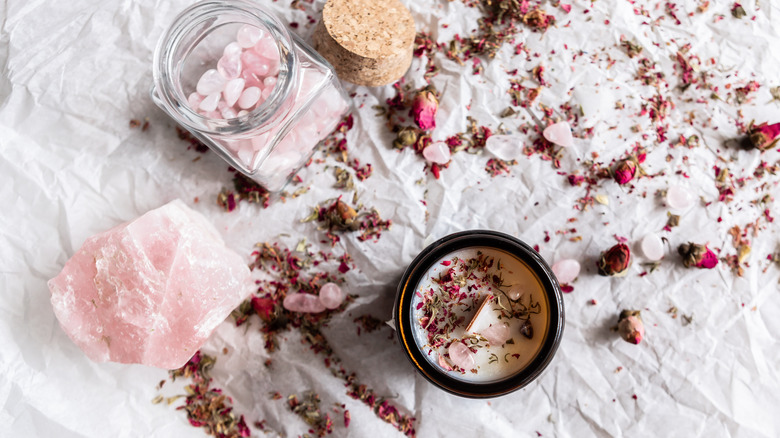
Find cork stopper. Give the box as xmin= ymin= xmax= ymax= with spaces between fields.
xmin=312 ymin=0 xmax=415 ymax=87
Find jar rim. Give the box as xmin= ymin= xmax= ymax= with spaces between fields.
xmin=394 ymin=230 xmax=565 ymax=398
xmin=152 ymin=0 xmax=298 ymax=137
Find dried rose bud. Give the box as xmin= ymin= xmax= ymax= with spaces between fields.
xmin=678 ymin=242 xmax=718 ymax=269
xmin=597 ymin=243 xmax=631 ymax=276
xmin=410 ymin=87 xmax=438 ymax=131
xmin=618 ymin=310 xmax=644 ymax=345
xmin=747 ymin=121 xmax=780 ymax=151
xmin=612 ymin=159 xmax=637 ymax=185
xmin=393 ymin=127 xmax=418 ymax=149
xmin=335 ymin=199 xmax=357 ymax=223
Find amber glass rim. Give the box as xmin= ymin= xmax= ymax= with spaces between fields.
xmin=394 ymin=230 xmax=565 ymax=398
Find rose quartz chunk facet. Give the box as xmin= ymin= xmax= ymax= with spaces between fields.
xmin=543 ymin=121 xmax=574 ymax=148
xmin=48 ymin=200 xmax=252 ymax=369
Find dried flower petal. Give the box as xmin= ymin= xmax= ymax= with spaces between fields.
xmin=613 ymin=159 xmax=637 ymax=185
xmin=410 ymin=87 xmax=438 ymax=131
xmin=598 ymin=243 xmax=631 ymax=276
xmin=618 ymin=310 xmax=644 ymax=345
xmin=678 ymin=242 xmax=718 ymax=269
xmin=747 ymin=121 xmax=780 ymax=151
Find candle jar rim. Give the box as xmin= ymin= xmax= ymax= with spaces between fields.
xmin=151 ymin=0 xmax=298 ymax=137
xmin=394 ymin=230 xmax=565 ymax=398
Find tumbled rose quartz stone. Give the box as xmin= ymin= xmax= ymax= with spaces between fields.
xmin=640 ymin=233 xmax=664 ymax=261
xmin=318 ymin=282 xmax=344 ymax=309
xmin=422 ymin=141 xmax=451 ymax=164
xmin=448 ymin=342 xmax=476 ymax=371
xmin=480 ymin=323 xmax=510 ymax=346
xmin=47 ymin=200 xmax=252 ymax=369
xmin=542 ymin=121 xmax=574 ymax=148
xmin=666 ymin=185 xmax=694 ymax=210
xmin=485 ymin=134 xmax=523 ymax=161
xmin=552 ymin=259 xmax=580 ymax=284
xmin=283 ymin=293 xmax=326 ymax=313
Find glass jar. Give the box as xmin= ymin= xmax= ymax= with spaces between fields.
xmin=152 ymin=0 xmax=349 ymax=192
xmin=394 ymin=230 xmax=565 ymax=398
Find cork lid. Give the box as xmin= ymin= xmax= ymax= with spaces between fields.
xmin=322 ymin=0 xmax=415 ymax=60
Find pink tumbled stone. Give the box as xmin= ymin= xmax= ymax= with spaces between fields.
xmin=47 ymin=200 xmax=252 ymax=369
xmin=241 ymin=50 xmax=270 ymax=77
xmin=318 ymin=282 xmax=344 ymax=309
xmin=447 ymin=342 xmax=475 ymax=371
xmin=552 ymin=259 xmax=580 ymax=284
xmin=253 ymin=35 xmax=277 ymax=60
xmin=238 ymin=86 xmax=261 ymax=109
xmin=543 ymin=121 xmax=574 ymax=148
xmin=223 ymin=78 xmax=245 ymax=108
xmin=187 ymin=92 xmax=204 ymax=110
xmin=480 ymin=323 xmax=510 ymax=346
xmin=422 ymin=141 xmax=451 ymax=164
xmin=199 ymin=92 xmax=220 ymax=112
xmin=236 ymin=25 xmax=265 ymax=48
xmin=217 ymin=53 xmax=242 ymax=80
xmin=283 ymin=293 xmax=326 ymax=313
xmin=196 ymin=69 xmax=226 ymax=96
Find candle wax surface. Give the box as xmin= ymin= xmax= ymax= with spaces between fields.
xmin=411 ymin=247 xmax=549 ymax=383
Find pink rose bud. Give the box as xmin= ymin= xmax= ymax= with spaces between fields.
xmin=613 ymin=159 xmax=637 ymax=185
xmin=747 ymin=121 xmax=780 ymax=151
xmin=678 ymin=242 xmax=718 ymax=269
xmin=410 ymin=88 xmax=438 ymax=131
xmin=618 ymin=310 xmax=644 ymax=345
xmin=598 ymin=243 xmax=631 ymax=276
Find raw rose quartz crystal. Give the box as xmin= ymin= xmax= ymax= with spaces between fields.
xmin=48 ymin=200 xmax=252 ymax=369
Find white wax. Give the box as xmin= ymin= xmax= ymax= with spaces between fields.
xmin=411 ymin=247 xmax=549 ymax=383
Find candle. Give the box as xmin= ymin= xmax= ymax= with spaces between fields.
xmin=395 ymin=231 xmax=564 ymax=397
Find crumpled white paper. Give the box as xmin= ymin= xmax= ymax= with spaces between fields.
xmin=2 ymin=0 xmax=780 ymax=437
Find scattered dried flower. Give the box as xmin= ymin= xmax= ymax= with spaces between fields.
xmin=598 ymin=243 xmax=631 ymax=276
xmin=617 ymin=310 xmax=644 ymax=345
xmin=746 ymin=121 xmax=780 ymax=151
xmin=678 ymin=242 xmax=718 ymax=269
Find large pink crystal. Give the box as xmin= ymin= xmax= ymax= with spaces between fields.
xmin=48 ymin=200 xmax=252 ymax=369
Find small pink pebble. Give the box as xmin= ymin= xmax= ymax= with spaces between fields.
xmin=422 ymin=141 xmax=451 ymax=164
xmin=241 ymin=50 xmax=270 ymax=77
xmin=552 ymin=259 xmax=580 ymax=284
xmin=199 ymin=92 xmax=221 ymax=112
xmin=480 ymin=323 xmax=510 ymax=346
xmin=318 ymin=282 xmax=344 ymax=309
xmin=283 ymin=293 xmax=326 ymax=313
xmin=254 ymin=35 xmax=278 ymax=60
xmin=448 ymin=342 xmax=475 ymax=371
xmin=187 ymin=92 xmax=204 ymax=109
xmin=666 ymin=185 xmax=694 ymax=210
xmin=196 ymin=69 xmax=226 ymax=96
xmin=241 ymin=70 xmax=263 ymax=89
xmin=217 ymin=53 xmax=242 ymax=79
xmin=238 ymin=86 xmax=261 ymax=109
xmin=236 ymin=25 xmax=265 ymax=48
xmin=543 ymin=121 xmax=574 ymax=148
xmin=507 ymin=286 xmax=523 ymax=301
xmin=223 ymin=41 xmax=242 ymax=58
xmin=223 ymin=78 xmax=245 ymax=107
xmin=640 ymin=234 xmax=664 ymax=261
xmin=263 ymin=76 xmax=277 ymax=89
xmin=485 ymin=135 xmax=522 ymax=161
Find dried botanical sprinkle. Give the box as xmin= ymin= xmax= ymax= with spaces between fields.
xmin=353 ymin=314 xmax=384 ymax=335
xmin=157 ymin=352 xmax=252 ymax=438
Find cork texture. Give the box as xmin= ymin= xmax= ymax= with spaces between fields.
xmin=312 ymin=0 xmax=415 ymax=87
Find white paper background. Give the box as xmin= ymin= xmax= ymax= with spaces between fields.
xmin=2 ymin=0 xmax=779 ymax=437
